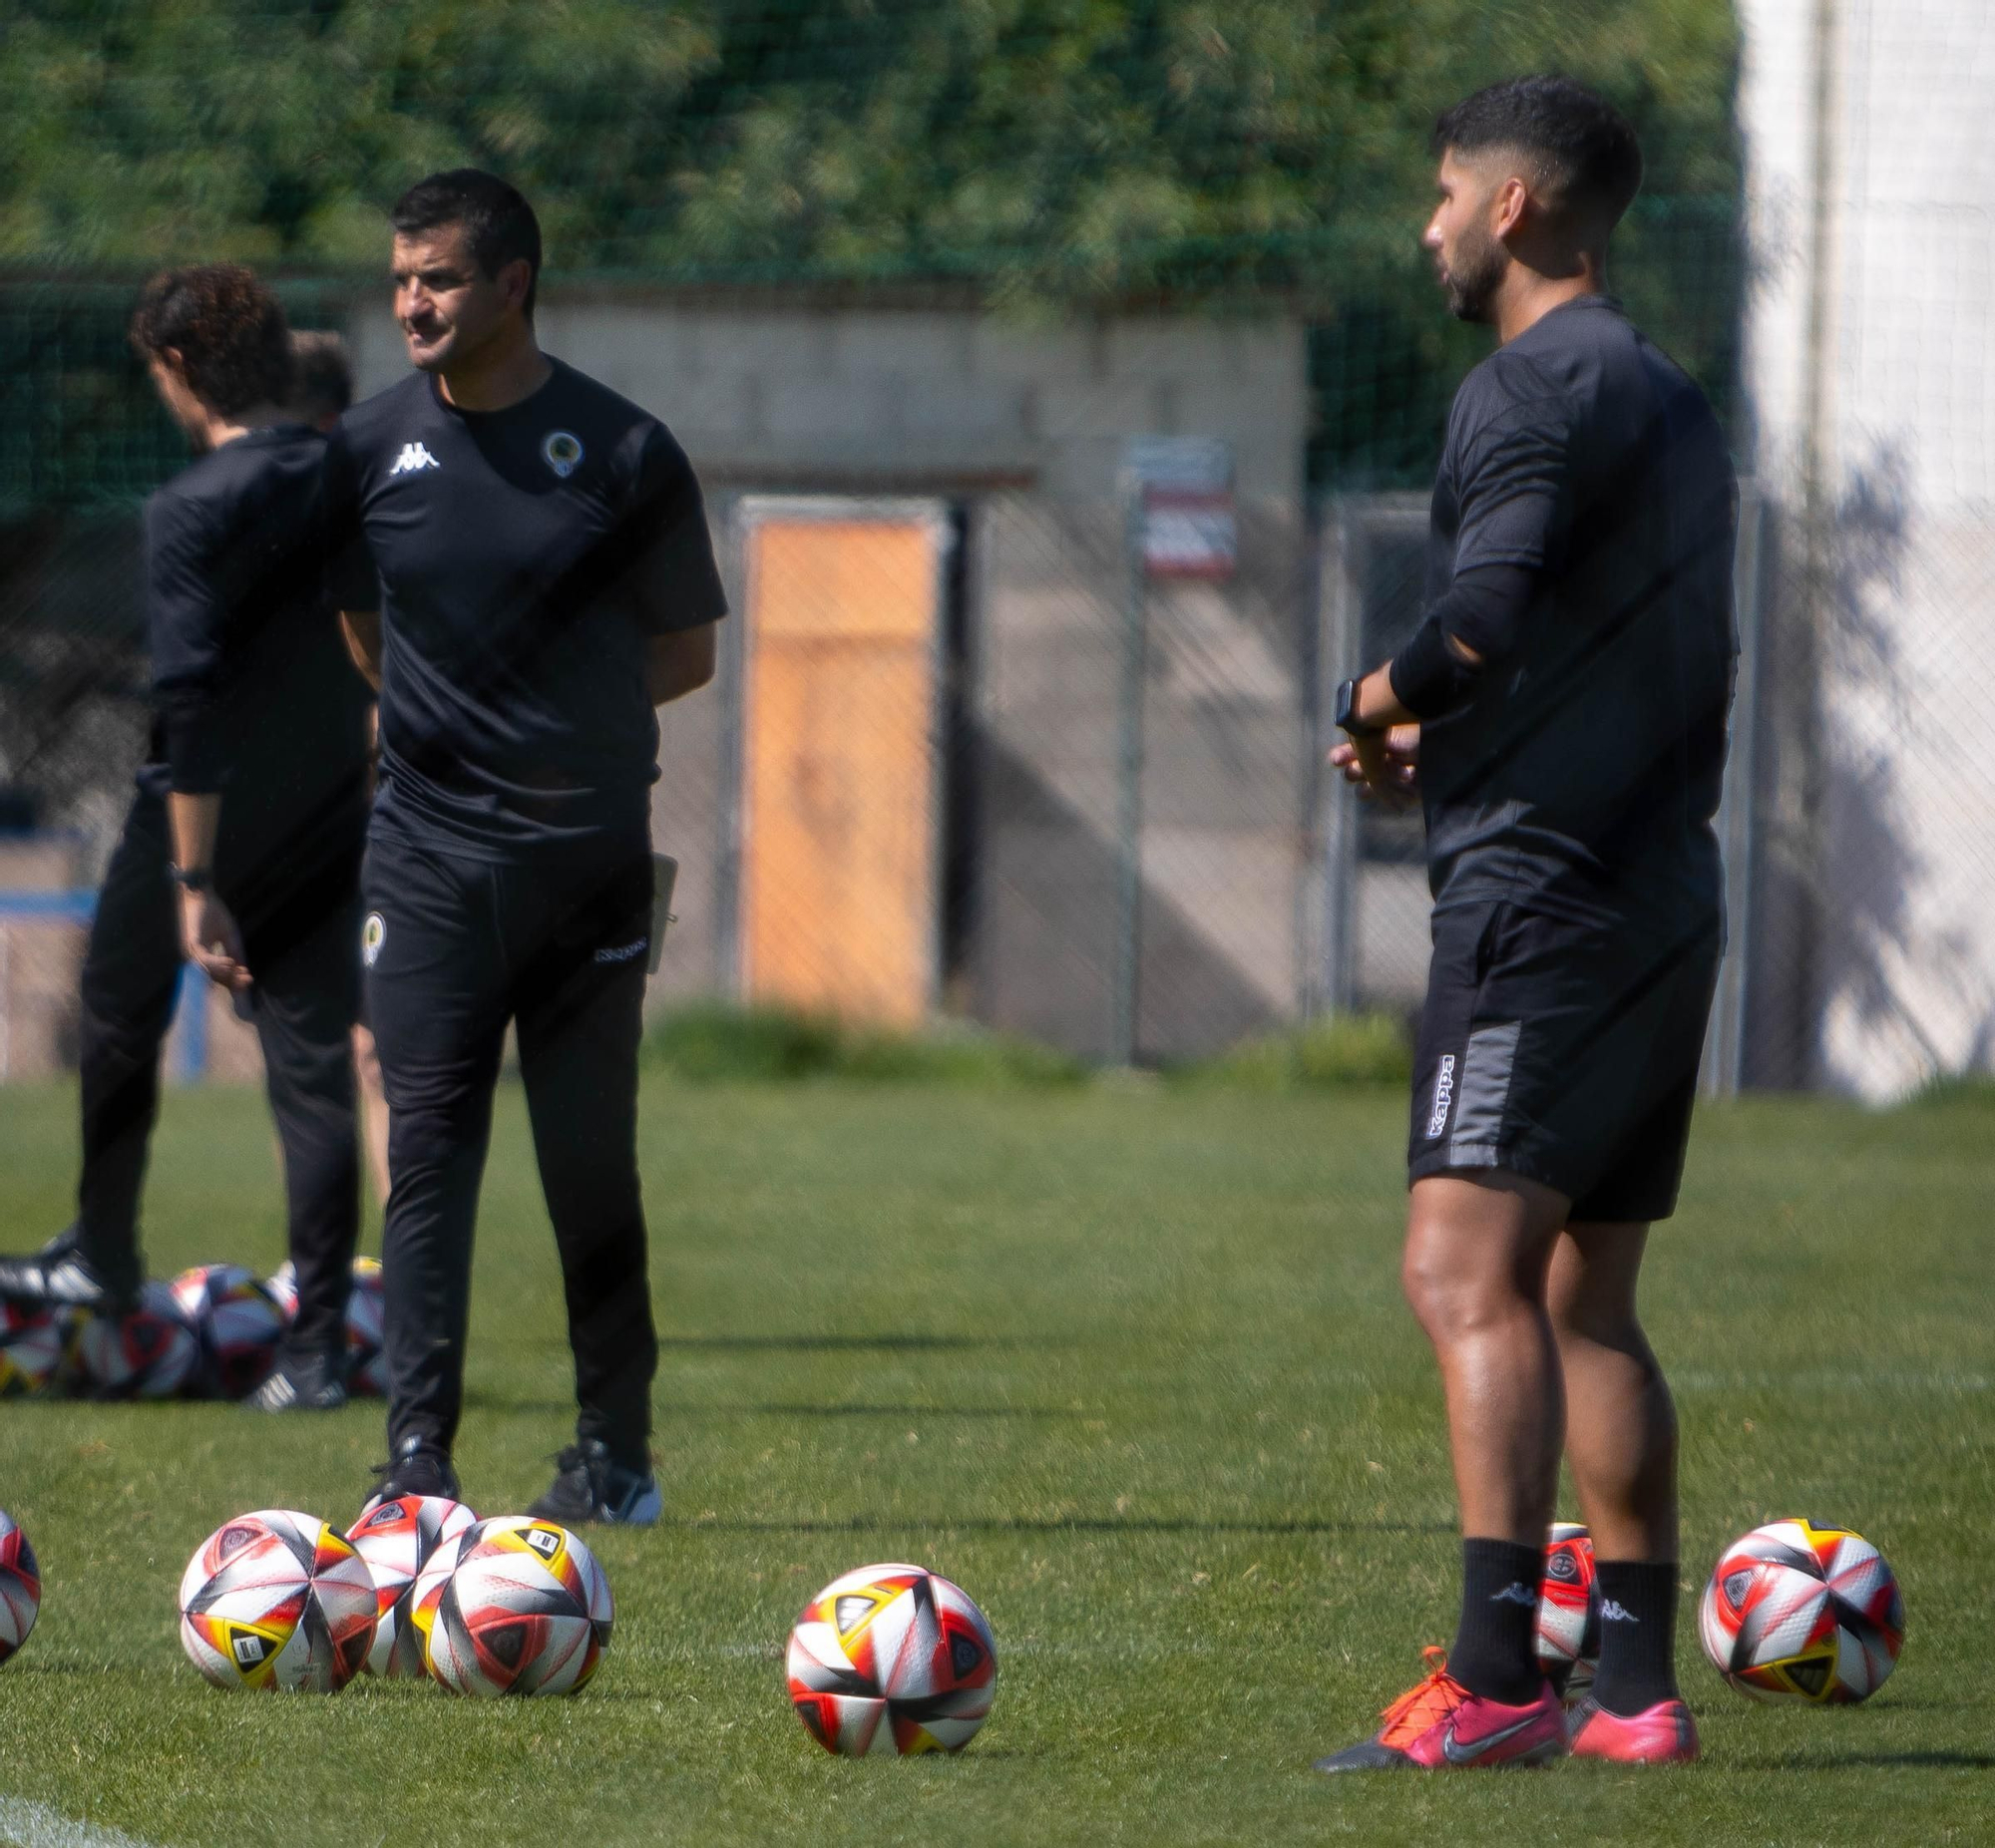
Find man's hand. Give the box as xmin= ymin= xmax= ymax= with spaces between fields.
xmin=1330 ymin=723 xmax=1421 ymax=807
xmin=181 ymin=888 xmax=251 ymax=992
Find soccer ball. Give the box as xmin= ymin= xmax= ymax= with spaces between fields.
xmin=345 ymin=1258 xmax=387 ymax=1394
xmin=0 ymin=1511 xmax=39 ymax=1666
xmin=71 ymin=1283 xmax=199 ymax=1398
xmin=0 ymin=1298 xmax=69 ymax=1396
xmin=1535 ymin=1522 xmax=1600 ymax=1699
xmin=179 ymin=1510 xmax=378 ymax=1692
xmin=426 ymin=1517 xmax=613 ymax=1697
xmin=170 ymin=1264 xmax=283 ymax=1397
xmin=787 ymin=1563 xmax=998 ymax=1755
xmin=1699 ymin=1518 xmax=1904 ymax=1703
xmin=345 ymin=1494 xmax=477 ymax=1677
xmin=266 ymin=1258 xmax=388 ymax=1395
xmin=402 ymin=1524 xmax=472 ymax=1672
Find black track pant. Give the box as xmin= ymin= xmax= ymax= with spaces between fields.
xmin=361 ymin=830 xmax=657 ymax=1468
xmin=77 ymin=786 xmax=361 ymax=1350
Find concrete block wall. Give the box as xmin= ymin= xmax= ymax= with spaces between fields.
xmin=343 ymin=291 xmax=1314 ymax=1061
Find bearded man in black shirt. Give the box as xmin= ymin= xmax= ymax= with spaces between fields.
xmin=1314 ymin=80 xmax=1736 ymax=1773
xmin=0 ymin=268 xmax=371 ymax=1411
xmin=330 ymin=171 xmax=725 ymax=1523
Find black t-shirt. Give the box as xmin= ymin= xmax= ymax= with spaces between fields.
xmin=1418 ymin=295 xmax=1738 ymax=928
xmin=140 ymin=424 xmax=373 ymax=903
xmin=325 ymin=359 xmax=727 ymax=859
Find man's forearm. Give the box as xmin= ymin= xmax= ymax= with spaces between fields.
xmin=168 ymin=791 xmax=222 ymax=875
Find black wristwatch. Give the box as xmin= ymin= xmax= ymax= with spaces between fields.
xmin=1335 ymin=677 xmax=1382 ymax=738
xmin=171 ymin=865 xmax=213 ymax=895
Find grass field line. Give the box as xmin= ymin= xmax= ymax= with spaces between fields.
xmin=0 ymin=1798 xmax=163 ymax=1848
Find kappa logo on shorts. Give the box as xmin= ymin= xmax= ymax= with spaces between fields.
xmin=362 ymin=913 xmax=386 ymax=969
xmin=594 ymin=937 xmax=648 ymax=965
xmin=541 ymin=430 xmax=585 ymax=478
xmin=1425 ymin=1052 xmax=1457 ymax=1139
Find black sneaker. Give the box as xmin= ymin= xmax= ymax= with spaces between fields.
xmin=245 ymin=1347 xmax=348 ymax=1413
xmin=526 ymin=1438 xmax=661 ymax=1527
xmin=363 ymin=1433 xmax=461 ymax=1514
xmin=0 ymin=1226 xmax=140 ymax=1313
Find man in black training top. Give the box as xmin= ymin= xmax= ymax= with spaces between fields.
xmin=330 ymin=171 xmax=725 ymax=1523
xmin=1314 ymin=79 xmax=1735 ymax=1772
xmin=0 ymin=267 xmax=372 ymax=1413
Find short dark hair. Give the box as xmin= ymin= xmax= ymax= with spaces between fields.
xmin=129 ymin=264 xmax=293 ymax=416
xmin=289 ymin=330 xmax=353 ymax=421
xmin=1432 ymin=76 xmax=1643 ymax=235
xmin=390 ymin=169 xmax=543 ymax=317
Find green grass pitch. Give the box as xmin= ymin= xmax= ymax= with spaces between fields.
xmin=0 ymin=1077 xmax=1988 ymax=1846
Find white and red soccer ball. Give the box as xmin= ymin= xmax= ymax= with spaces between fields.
xmin=170 ymin=1264 xmax=282 ymax=1398
xmin=1535 ymin=1521 xmax=1600 ymax=1699
xmin=787 ymin=1563 xmax=997 ymax=1755
xmin=266 ymin=1257 xmax=387 ymax=1395
xmin=425 ymin=1516 xmax=612 ymax=1697
xmin=0 ymin=1511 xmax=40 ymax=1667
xmin=1700 ymin=1518 xmax=1904 ymax=1703
xmin=178 ymin=1510 xmax=378 ymax=1692
xmin=345 ymin=1494 xmax=477 ymax=1677
xmin=72 ymin=1283 xmax=200 ymax=1399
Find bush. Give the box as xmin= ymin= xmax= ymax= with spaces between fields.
xmin=643 ymin=1001 xmax=1086 ymax=1088
xmin=1170 ymin=1012 xmax=1412 ymax=1092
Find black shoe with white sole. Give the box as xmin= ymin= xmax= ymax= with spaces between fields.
xmin=245 ymin=1347 xmax=348 ymax=1413
xmin=363 ymin=1433 xmax=462 ymax=1514
xmin=527 ymin=1438 xmax=661 ymax=1527
xmin=0 ymin=1226 xmax=140 ymax=1314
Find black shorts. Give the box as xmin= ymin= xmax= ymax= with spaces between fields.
xmin=1407 ymin=901 xmax=1722 ymax=1223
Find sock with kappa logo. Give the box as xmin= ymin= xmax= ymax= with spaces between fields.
xmin=1589 ymin=1560 xmax=1681 ymax=1715
xmin=1448 ymin=1538 xmax=1547 ymax=1706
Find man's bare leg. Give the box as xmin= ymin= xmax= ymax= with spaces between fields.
xmin=1401 ymin=1172 xmax=1570 ymax=1701
xmin=1548 ymin=1220 xmax=1689 ymax=1727
xmin=1548 ymin=1222 xmax=1675 ymax=1559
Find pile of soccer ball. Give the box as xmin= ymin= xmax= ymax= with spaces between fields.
xmin=177 ymin=1497 xmax=612 ymax=1696
xmin=1535 ymin=1516 xmax=1905 ymax=1706
xmin=0 ymin=1257 xmax=385 ymax=1402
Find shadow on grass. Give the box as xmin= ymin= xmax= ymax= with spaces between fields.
xmin=657 ymin=1334 xmax=1049 ymax=1353
xmin=687 ymin=1402 xmax=1067 ymax=1420
xmin=675 ymin=1515 xmax=1450 ymax=1538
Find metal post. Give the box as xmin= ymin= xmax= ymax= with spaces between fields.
xmin=1112 ymin=487 xmax=1147 ymax=1066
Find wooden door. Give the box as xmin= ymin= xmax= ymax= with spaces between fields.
xmin=739 ymin=504 xmax=946 ymax=1025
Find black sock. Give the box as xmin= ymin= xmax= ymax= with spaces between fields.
xmin=1591 ymin=1561 xmax=1681 ymax=1714
xmin=1449 ymin=1538 xmax=1546 ymax=1704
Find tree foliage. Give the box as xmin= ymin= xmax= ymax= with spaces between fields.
xmin=4 ymin=0 xmax=1740 ymax=302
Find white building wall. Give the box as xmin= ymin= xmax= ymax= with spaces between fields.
xmin=1740 ymin=0 xmax=1995 ymax=1095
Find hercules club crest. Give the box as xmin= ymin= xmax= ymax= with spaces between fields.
xmin=541 ymin=430 xmax=584 ymax=478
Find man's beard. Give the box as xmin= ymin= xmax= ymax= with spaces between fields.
xmin=1443 ymin=223 xmax=1506 ymax=323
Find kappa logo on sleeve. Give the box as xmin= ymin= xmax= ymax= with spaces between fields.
xmin=594 ymin=937 xmax=648 ymax=965
xmin=388 ymin=442 xmax=440 ymax=476
xmin=1424 ymin=1052 xmax=1457 ymax=1139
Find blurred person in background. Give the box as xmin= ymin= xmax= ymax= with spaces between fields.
xmin=0 ymin=268 xmax=374 ymax=1414
xmin=330 ymin=170 xmax=725 ymax=1522
xmin=1315 ymin=77 xmax=1735 ymax=1773
xmin=288 ymin=329 xmax=391 ymax=1214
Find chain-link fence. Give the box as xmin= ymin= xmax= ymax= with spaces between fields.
xmin=3 ymin=1 xmax=1991 ymax=1095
